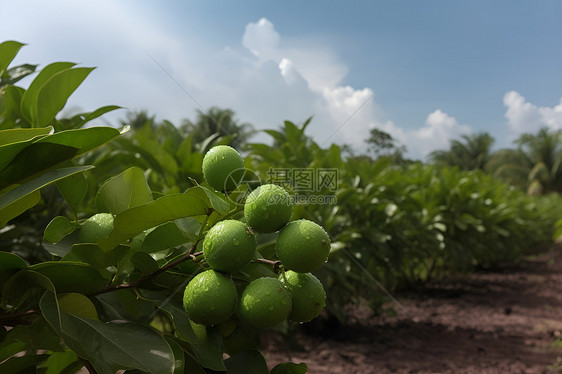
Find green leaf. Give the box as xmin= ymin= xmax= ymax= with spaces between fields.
xmin=3 ymin=63 xmax=37 ymax=86
xmin=2 ymin=270 xmax=55 ymax=311
xmin=0 ymin=85 xmax=26 ymax=129
xmin=0 ymin=41 xmax=25 ymax=75
xmin=62 ymin=243 xmax=129 ymax=270
xmin=0 ymin=251 xmax=28 ymax=285
xmin=0 ymin=126 xmax=52 ymax=147
xmin=271 ymin=362 xmax=308 ymax=374
xmin=0 ymin=317 xmax=64 ymax=362
xmin=0 ymin=185 xmax=40 ymax=227
xmin=140 ymin=221 xmax=191 ymax=253
xmin=0 ymin=166 xmax=93 ymax=226
xmin=0 ymin=353 xmax=50 ymax=373
xmin=140 ymin=291 xmax=226 ymax=371
xmin=0 ymin=125 xmax=52 ymax=170
xmin=44 ymin=216 xmax=78 ymax=244
xmin=56 ymin=171 xmax=88 ymax=216
xmin=66 ymin=105 xmax=122 ymax=129
xmin=34 ymin=67 xmax=95 ymax=127
xmin=165 ymin=337 xmax=187 ymax=374
xmin=41 ymin=350 xmax=80 ymax=374
xmin=29 ymin=261 xmax=108 ymax=294
xmin=224 ymin=350 xmax=269 ymax=374
xmin=99 ymin=191 xmax=211 ymax=250
xmin=57 ymin=293 xmax=98 ymax=320
xmin=0 ymin=142 xmax=79 ymax=188
xmin=98 ymin=166 xmax=153 ymax=215
xmin=40 ymin=292 xmax=176 ymax=374
xmin=20 ymin=62 xmax=76 ymax=124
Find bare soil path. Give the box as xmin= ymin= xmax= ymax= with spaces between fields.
xmin=263 ymin=245 xmax=562 ymax=373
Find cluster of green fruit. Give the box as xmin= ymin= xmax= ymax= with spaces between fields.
xmin=183 ymin=145 xmax=331 ymax=329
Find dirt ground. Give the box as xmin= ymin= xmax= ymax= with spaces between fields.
xmin=262 ymin=245 xmax=562 ymax=373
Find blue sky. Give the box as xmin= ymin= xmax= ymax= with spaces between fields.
xmin=2 ymin=1 xmax=561 ymax=158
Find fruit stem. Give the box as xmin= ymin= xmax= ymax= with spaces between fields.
xmin=254 ymin=258 xmax=283 ymax=273
xmin=194 ymin=209 xmax=213 ymax=246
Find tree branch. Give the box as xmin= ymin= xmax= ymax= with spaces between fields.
xmin=0 ymin=309 xmax=40 ymax=326
xmin=89 ymin=242 xmax=202 ymax=296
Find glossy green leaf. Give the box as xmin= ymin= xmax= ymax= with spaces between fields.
xmin=56 ymin=171 xmax=88 ymax=216
xmin=0 ymin=317 xmax=64 ymax=362
xmin=0 ymin=126 xmax=52 ymax=147
xmin=0 ymin=353 xmax=50 ymax=373
xmin=34 ymin=67 xmax=95 ymax=127
xmin=64 ymin=105 xmax=122 ymax=129
xmin=0 ymin=251 xmax=28 ymax=285
xmin=20 ymin=62 xmax=76 ymax=124
xmin=0 ymin=142 xmax=79 ymax=188
xmin=0 ymin=41 xmax=25 ymax=75
xmin=0 ymin=85 xmax=26 ymax=129
xmin=99 ymin=191 xmax=211 ymax=250
xmin=271 ymin=362 xmax=308 ymax=374
xmin=0 ymin=125 xmax=52 ymax=171
xmin=41 ymin=350 xmax=80 ymax=374
xmin=3 ymin=63 xmax=37 ymax=86
xmin=140 ymin=291 xmax=226 ymax=371
xmin=57 ymin=293 xmax=98 ymax=320
xmin=44 ymin=216 xmax=78 ymax=244
xmin=29 ymin=261 xmax=108 ymax=294
xmin=0 ymin=166 xmax=93 ymax=225
xmin=224 ymin=350 xmax=269 ymax=374
xmin=40 ymin=292 xmax=176 ymax=374
xmin=140 ymin=221 xmax=191 ymax=253
xmin=2 ymin=270 xmax=55 ymax=311
xmin=98 ymin=166 xmax=153 ymax=215
xmin=0 ymin=185 xmax=40 ymax=227
xmin=62 ymin=243 xmax=129 ymax=270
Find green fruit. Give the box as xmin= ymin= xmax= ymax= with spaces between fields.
xmin=79 ymin=213 xmax=114 ymax=243
xmin=203 ymin=220 xmax=257 ymax=272
xmin=280 ymin=271 xmax=326 ymax=322
xmin=275 ymin=219 xmax=331 ymax=272
xmin=238 ymin=277 xmax=292 ymax=329
xmin=244 ymin=184 xmax=293 ymax=233
xmin=202 ymin=145 xmax=244 ymax=191
xmin=183 ymin=270 xmax=237 ymax=325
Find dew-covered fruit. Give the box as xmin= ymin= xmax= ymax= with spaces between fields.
xmin=280 ymin=271 xmax=326 ymax=322
xmin=202 ymin=145 xmax=244 ymax=191
xmin=244 ymin=184 xmax=293 ymax=233
xmin=203 ymin=220 xmax=257 ymax=273
xmin=275 ymin=219 xmax=331 ymax=272
xmin=78 ymin=213 xmax=114 ymax=243
xmin=238 ymin=277 xmax=292 ymax=329
xmin=183 ymin=270 xmax=237 ymax=325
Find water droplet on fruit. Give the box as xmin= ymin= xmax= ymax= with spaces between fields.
xmin=306 ymin=236 xmax=310 ymax=240
xmin=233 ymin=239 xmax=240 ymax=246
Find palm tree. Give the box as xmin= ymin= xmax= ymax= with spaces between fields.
xmin=487 ymin=128 xmax=562 ymax=194
xmin=429 ymin=133 xmax=494 ymax=170
xmin=180 ymin=107 xmax=254 ymax=150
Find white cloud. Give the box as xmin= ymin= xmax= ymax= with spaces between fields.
xmin=242 ymin=18 xmax=281 ymax=59
xmin=503 ymin=90 xmax=562 ymax=136
xmin=373 ymin=110 xmax=471 ymax=159
xmin=0 ymin=5 xmax=478 ymax=159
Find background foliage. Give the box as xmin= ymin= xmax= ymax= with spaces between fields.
xmin=1 ymin=40 xmax=561 ymax=373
